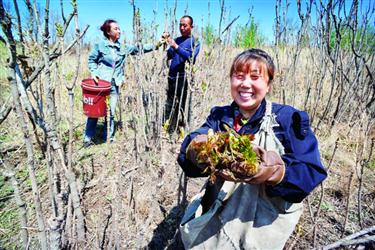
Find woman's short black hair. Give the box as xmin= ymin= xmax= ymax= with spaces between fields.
xmin=100 ymin=19 xmax=117 ymax=39
xmin=230 ymin=48 xmax=275 ymax=82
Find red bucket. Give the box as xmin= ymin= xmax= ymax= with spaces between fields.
xmin=81 ymin=78 xmax=112 ymax=118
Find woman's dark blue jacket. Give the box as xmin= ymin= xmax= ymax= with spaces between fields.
xmin=178 ymin=99 xmax=327 ymax=203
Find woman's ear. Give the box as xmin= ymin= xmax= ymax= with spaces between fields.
xmin=267 ymin=83 xmax=272 ymax=93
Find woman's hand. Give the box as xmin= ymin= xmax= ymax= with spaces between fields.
xmin=245 ymin=146 xmax=285 ymax=185
xmin=92 ymin=75 xmax=99 ymax=84
xmin=217 ymin=146 xmax=285 ymax=185
xmin=186 ymin=134 xmax=208 ymax=169
xmin=216 ymin=169 xmax=244 ymax=182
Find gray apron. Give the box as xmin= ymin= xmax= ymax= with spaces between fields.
xmin=180 ymin=100 xmax=303 ymax=250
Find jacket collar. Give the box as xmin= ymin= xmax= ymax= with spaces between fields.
xmin=103 ymin=37 xmax=120 ymax=48
xmin=221 ymin=99 xmax=267 ymax=128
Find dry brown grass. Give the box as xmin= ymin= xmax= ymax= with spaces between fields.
xmin=1 ymin=42 xmax=374 ymax=249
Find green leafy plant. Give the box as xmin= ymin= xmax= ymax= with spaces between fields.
xmin=71 ymin=0 xmax=77 ymax=9
xmin=200 ymin=80 xmax=207 ymax=92
xmin=55 ymin=22 xmax=64 ymax=37
xmin=202 ymin=23 xmax=216 ymax=47
xmin=233 ymin=18 xmax=264 ymax=48
xmin=191 ymin=127 xmax=259 ymax=183
xmin=329 ymin=25 xmax=375 ymax=53
xmin=320 ymin=201 xmax=334 ymax=212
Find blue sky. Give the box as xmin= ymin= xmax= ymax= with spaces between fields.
xmin=3 ymin=0 xmax=374 ymax=44
xmin=8 ymin=0 xmax=285 ymax=43
xmin=70 ymin=0 xmax=281 ymax=42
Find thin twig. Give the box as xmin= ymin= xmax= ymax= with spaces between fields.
xmin=321 ymin=225 xmax=375 ymax=249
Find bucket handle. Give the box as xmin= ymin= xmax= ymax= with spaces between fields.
xmin=82 ymin=89 xmax=110 ymax=105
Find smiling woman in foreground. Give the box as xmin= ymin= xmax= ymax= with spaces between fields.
xmin=177 ymin=48 xmax=327 ymax=249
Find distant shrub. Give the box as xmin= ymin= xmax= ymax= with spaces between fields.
xmin=202 ymin=23 xmax=217 ymax=47
xmin=329 ymin=25 xmax=375 ymax=53
xmin=233 ymin=18 xmax=264 ymax=48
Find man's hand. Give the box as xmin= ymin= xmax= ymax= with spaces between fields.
xmin=155 ymin=32 xmax=170 ymax=50
xmin=166 ymin=36 xmax=178 ymax=49
xmin=162 ymin=32 xmax=170 ymax=39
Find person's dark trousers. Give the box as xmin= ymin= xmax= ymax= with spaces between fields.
xmin=164 ymin=75 xmax=188 ymax=133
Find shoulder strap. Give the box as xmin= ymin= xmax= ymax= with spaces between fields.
xmin=265 ymin=99 xmax=272 ymax=116
xmin=253 ymin=99 xmax=285 ymax=155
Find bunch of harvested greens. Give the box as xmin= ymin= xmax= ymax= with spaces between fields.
xmin=189 ymin=126 xmax=260 ymax=183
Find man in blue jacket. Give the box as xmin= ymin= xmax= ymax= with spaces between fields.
xmin=163 ymin=15 xmax=200 ymax=134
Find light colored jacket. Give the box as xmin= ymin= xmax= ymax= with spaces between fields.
xmin=88 ymin=38 xmax=154 ymax=86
